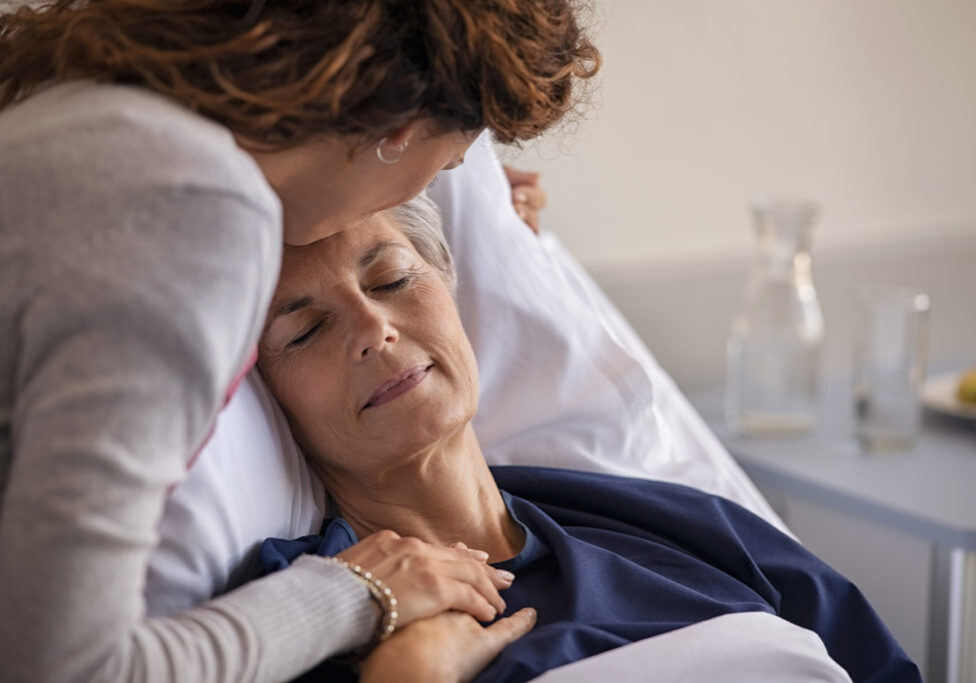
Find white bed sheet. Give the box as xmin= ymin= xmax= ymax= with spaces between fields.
xmin=528 ymin=613 xmax=851 ymax=683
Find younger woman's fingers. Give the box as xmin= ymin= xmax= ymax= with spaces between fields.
xmin=513 ymin=184 xmax=547 ymax=210
xmin=453 ymin=584 xmax=503 ymax=622
xmin=450 ymin=541 xmax=491 ymax=563
xmin=456 ymin=563 xmax=509 ymax=615
xmin=518 ymin=209 xmax=540 ymax=233
xmin=492 ymin=568 xmax=515 ymax=589
xmin=502 ymin=165 xmax=541 ymax=186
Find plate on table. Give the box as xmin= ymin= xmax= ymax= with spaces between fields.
xmin=922 ymin=371 xmax=976 ymax=420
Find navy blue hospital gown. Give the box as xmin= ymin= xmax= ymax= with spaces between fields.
xmin=260 ymin=466 xmax=921 ymax=683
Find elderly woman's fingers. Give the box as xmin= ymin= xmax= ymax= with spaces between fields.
xmin=454 ymin=609 xmax=538 ymax=682
xmin=483 ymin=607 xmax=538 ymax=650
xmin=359 ymin=609 xmax=538 ymax=683
xmin=336 ymin=530 xmax=511 ymax=626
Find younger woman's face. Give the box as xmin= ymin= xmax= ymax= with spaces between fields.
xmin=267 ymin=122 xmax=480 ymax=246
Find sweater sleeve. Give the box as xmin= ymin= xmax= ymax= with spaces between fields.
xmin=0 ymin=184 xmax=375 ymax=682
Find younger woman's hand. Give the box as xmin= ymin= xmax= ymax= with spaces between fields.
xmin=337 ymin=530 xmax=515 ymax=626
xmin=503 ymin=165 xmax=547 ymax=234
xmin=359 ymin=608 xmax=537 ymax=683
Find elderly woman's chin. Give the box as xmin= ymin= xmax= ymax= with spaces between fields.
xmin=353 ymin=365 xmax=478 ymax=458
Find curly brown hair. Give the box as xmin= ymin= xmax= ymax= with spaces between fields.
xmin=0 ymin=0 xmax=600 ymax=147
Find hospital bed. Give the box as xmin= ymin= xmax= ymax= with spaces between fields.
xmin=146 ymin=133 xmax=851 ymax=681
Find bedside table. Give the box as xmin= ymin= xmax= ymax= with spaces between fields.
xmin=689 ymin=384 xmax=976 ymax=683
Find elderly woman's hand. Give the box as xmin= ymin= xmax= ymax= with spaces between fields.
xmin=359 ymin=608 xmax=537 ymax=683
xmin=337 ymin=531 xmax=515 ymax=626
xmin=503 ymin=165 xmax=547 ymax=234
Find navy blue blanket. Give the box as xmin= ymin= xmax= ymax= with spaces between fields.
xmin=261 ymin=466 xmax=920 ymax=682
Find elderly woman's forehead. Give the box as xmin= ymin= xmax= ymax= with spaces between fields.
xmin=280 ymin=215 xmax=409 ymax=270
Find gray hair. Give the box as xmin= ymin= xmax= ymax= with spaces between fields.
xmin=386 ymin=191 xmax=458 ymax=295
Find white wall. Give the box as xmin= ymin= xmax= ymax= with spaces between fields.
xmin=595 ymin=233 xmax=976 ymax=392
xmin=501 ymin=0 xmax=976 ymax=270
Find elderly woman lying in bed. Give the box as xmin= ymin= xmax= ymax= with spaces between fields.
xmin=255 ymin=195 xmax=920 ymax=683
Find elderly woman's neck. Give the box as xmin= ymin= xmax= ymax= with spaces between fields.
xmin=315 ymin=425 xmax=524 ymax=563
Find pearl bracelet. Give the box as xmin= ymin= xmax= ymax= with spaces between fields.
xmin=325 ymin=557 xmax=399 ymax=650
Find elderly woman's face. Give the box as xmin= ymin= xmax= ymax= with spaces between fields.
xmin=258 ymin=212 xmax=478 ymax=474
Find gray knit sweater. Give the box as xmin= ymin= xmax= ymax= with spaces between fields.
xmin=0 ymin=82 xmax=374 ymax=682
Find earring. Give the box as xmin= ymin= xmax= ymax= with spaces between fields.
xmin=376 ymin=137 xmax=407 ymax=165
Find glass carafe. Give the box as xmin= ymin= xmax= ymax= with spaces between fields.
xmin=725 ymin=198 xmax=824 ymax=435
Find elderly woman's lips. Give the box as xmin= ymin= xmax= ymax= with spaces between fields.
xmin=363 ymin=365 xmax=433 ymax=410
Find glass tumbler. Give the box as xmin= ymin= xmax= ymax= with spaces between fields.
xmin=853 ymin=286 xmax=931 ymax=453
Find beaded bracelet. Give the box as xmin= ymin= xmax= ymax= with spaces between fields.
xmin=325 ymin=557 xmax=399 ymax=652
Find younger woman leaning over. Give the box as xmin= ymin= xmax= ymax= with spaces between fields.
xmin=0 ymin=1 xmax=598 ymax=681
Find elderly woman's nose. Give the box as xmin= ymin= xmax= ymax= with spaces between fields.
xmin=351 ymin=301 xmax=399 ymax=359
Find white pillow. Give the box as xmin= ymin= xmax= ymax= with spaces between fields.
xmin=146 ymin=371 xmax=327 ymax=615
xmin=429 ymin=134 xmax=784 ymax=525
xmin=146 ymin=133 xmax=785 ymax=615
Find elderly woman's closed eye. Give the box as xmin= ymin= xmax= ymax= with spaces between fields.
xmin=256 ymin=194 xmax=920 ymax=683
